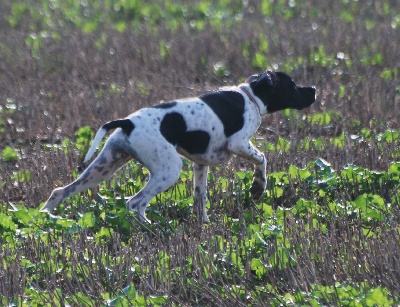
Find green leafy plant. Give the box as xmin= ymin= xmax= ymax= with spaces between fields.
xmin=2 ymin=0 xmax=400 ymax=305
xmin=2 ymin=146 xmax=19 ymax=162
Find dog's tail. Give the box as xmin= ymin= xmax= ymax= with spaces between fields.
xmin=84 ymin=119 xmax=135 ymax=162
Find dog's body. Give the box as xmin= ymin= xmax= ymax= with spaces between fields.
xmin=41 ymin=71 xmax=315 ymax=223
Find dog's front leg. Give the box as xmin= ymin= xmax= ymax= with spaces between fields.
xmin=193 ymin=163 xmax=210 ymax=223
xmin=227 ymin=140 xmax=266 ymax=200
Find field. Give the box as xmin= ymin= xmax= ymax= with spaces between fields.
xmin=1 ymin=0 xmax=400 ymax=305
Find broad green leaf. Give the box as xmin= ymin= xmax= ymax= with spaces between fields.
xmin=378 ymin=130 xmax=399 ymax=143
xmin=82 ymin=20 xmax=98 ymax=33
xmin=296 ymin=198 xmax=316 ymax=212
xmin=251 ymin=258 xmax=267 ymax=279
xmin=0 ymin=213 xmax=17 ymax=230
xmin=314 ymin=137 xmax=326 ymax=150
xmin=12 ymin=170 xmax=32 ymax=182
xmin=95 ymin=227 xmax=113 ymax=240
xmin=114 ymin=21 xmax=127 ymax=32
xmin=365 ymin=287 xmax=393 ymax=306
xmin=148 ymin=295 xmax=168 ymax=305
xmin=262 ymin=141 xmax=275 ymax=151
xmin=353 ymin=194 xmax=385 ymax=210
xmin=276 ymin=137 xmax=290 ymax=152
xmin=310 ymin=112 xmax=331 ymax=125
xmin=12 ymin=208 xmax=33 ymax=225
xmin=288 ymin=165 xmax=311 ymax=180
xmin=56 ymin=218 xmax=76 ymax=229
xmin=388 ymin=162 xmax=400 ymax=177
xmin=2 ymin=146 xmax=19 ymax=162
xmin=258 ymin=203 xmax=273 ymax=218
xmin=78 ymin=212 xmax=95 ymax=228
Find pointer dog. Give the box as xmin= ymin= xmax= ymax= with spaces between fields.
xmin=41 ymin=70 xmax=316 ymax=223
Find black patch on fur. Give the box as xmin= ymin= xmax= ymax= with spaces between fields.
xmin=103 ymin=119 xmax=135 ymax=136
xmin=151 ymin=101 xmax=177 ymax=109
xmin=200 ymin=91 xmax=245 ymax=137
xmin=160 ymin=112 xmax=210 ymax=154
xmin=249 ymin=71 xmax=316 ymax=113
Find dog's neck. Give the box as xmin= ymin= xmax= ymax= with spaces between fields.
xmin=239 ymin=84 xmax=267 ymax=115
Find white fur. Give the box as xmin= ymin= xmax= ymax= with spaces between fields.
xmin=41 ymin=84 xmax=267 ymax=223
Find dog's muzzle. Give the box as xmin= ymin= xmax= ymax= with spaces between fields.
xmin=297 ymin=86 xmax=316 ymax=109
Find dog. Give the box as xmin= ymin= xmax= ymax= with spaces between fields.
xmin=41 ymin=70 xmax=316 ymax=223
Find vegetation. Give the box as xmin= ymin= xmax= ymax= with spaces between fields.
xmin=1 ymin=0 xmax=399 ymax=305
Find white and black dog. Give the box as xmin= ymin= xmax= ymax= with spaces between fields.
xmin=41 ymin=70 xmax=316 ymax=223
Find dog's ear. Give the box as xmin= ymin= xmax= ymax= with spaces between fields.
xmin=248 ymin=71 xmax=274 ymax=89
xmin=256 ymin=71 xmax=273 ymax=88
xmin=246 ymin=74 xmax=259 ymax=84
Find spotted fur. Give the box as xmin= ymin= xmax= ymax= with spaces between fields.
xmin=41 ymin=70 xmax=316 ymax=223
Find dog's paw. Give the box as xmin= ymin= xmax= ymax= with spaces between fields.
xmin=40 ymin=187 xmax=65 ymax=212
xmin=193 ymin=203 xmax=210 ymax=224
xmin=137 ymin=213 xmax=151 ymax=224
xmin=201 ymin=213 xmax=210 ymax=224
xmin=130 ymin=207 xmax=151 ymax=224
xmin=250 ymin=168 xmax=266 ymax=200
xmin=250 ymin=179 xmax=265 ymax=200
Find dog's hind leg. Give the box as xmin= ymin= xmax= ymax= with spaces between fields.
xmin=125 ymin=146 xmax=183 ymax=223
xmin=193 ymin=163 xmax=209 ymax=223
xmin=41 ymin=140 xmax=131 ymax=212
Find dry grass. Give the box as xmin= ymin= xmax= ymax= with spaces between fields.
xmin=1 ymin=0 xmax=399 ymax=305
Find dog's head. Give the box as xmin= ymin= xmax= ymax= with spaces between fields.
xmin=247 ymin=70 xmax=316 ymax=113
